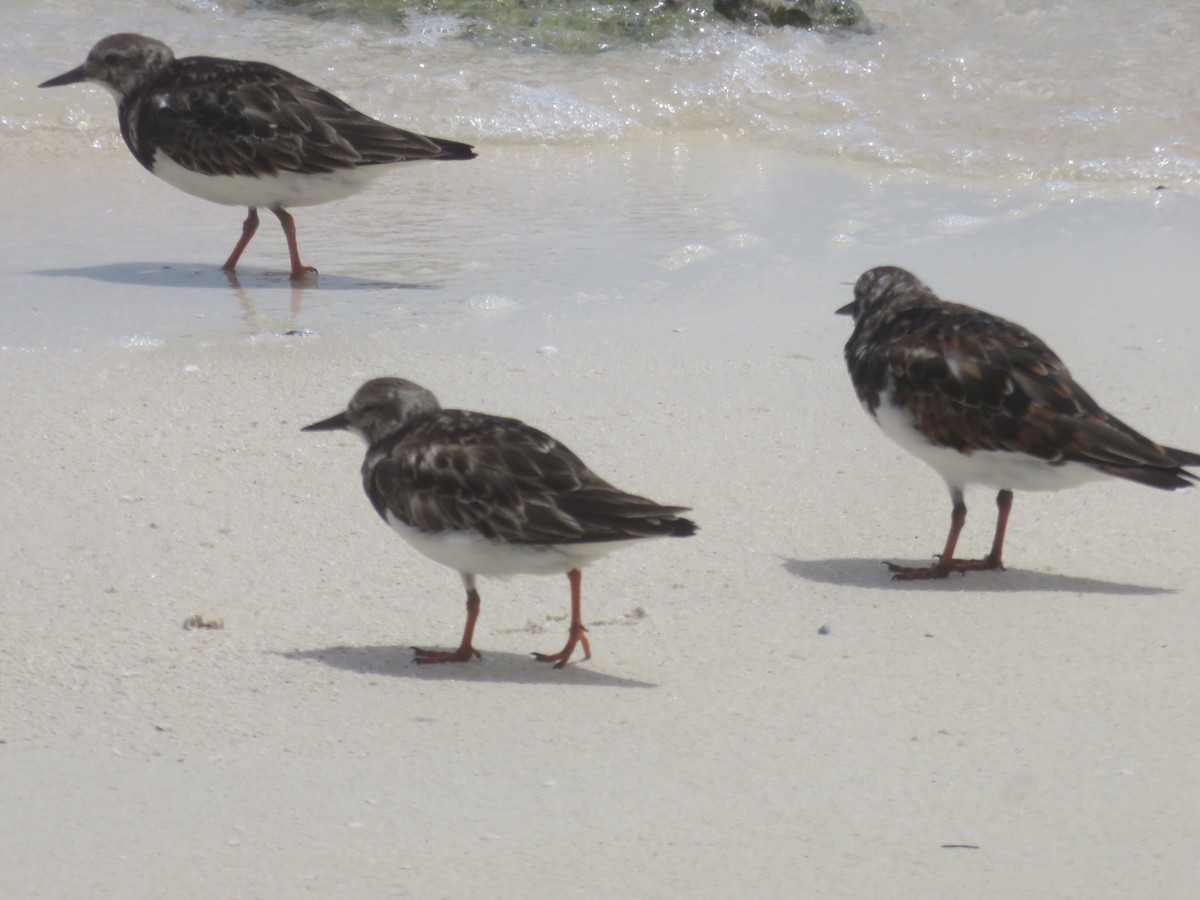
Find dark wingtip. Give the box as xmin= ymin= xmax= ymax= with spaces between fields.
xmin=436 ymin=138 xmax=477 ymax=161
xmin=1099 ymin=462 xmax=1200 ymax=491
xmin=1125 ymin=445 xmax=1200 ymax=490
xmin=671 ymin=517 xmax=699 ymax=537
xmin=1164 ymin=445 xmax=1200 ymax=469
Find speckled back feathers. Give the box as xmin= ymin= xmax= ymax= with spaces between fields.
xmin=47 ymin=33 xmax=476 ymax=179
xmin=310 ymin=378 xmax=697 ymax=546
xmin=841 ymin=266 xmax=1200 ymax=488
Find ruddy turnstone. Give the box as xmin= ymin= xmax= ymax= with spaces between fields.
xmin=302 ymin=378 xmax=697 ymax=667
xmin=39 ymin=33 xmax=476 ymax=280
xmin=839 ymin=265 xmax=1200 ymax=580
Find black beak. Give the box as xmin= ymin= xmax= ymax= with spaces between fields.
xmin=39 ymin=65 xmax=89 ymax=89
xmin=301 ymin=411 xmax=350 ymax=432
xmin=835 ymin=301 xmax=855 ymax=316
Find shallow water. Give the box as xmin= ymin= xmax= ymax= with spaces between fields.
xmin=8 ymin=0 xmax=1200 ymax=191
xmin=5 ymin=135 xmax=1199 ymax=360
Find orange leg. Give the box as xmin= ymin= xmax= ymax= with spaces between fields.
xmin=222 ymin=207 xmax=259 ymax=272
xmin=533 ymin=569 xmax=591 ymax=669
xmin=980 ymin=489 xmax=1013 ymax=570
xmin=413 ymin=587 xmax=483 ymax=664
xmin=887 ymin=489 xmax=1011 ymax=581
xmin=269 ymin=206 xmax=318 ymax=281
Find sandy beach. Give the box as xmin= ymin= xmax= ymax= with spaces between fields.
xmin=3 ymin=129 xmax=1200 ymax=898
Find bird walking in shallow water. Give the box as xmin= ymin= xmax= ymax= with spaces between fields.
xmin=40 ymin=33 xmax=476 ymax=281
xmin=303 ymin=378 xmax=697 ymax=667
xmin=839 ymin=265 xmax=1200 ymax=580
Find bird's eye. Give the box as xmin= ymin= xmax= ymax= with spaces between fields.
xmin=102 ymin=53 xmax=120 ymax=66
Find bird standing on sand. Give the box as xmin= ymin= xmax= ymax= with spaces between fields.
xmin=39 ymin=33 xmax=475 ymax=281
xmin=303 ymin=378 xmax=697 ymax=667
xmin=839 ymin=265 xmax=1200 ymax=580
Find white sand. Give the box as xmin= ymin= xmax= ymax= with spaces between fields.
xmin=3 ymin=138 xmax=1200 ymax=898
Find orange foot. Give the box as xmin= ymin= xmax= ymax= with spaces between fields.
xmin=289 ymin=265 xmax=318 ymax=282
xmin=886 ymin=555 xmax=1004 ymax=581
xmin=412 ymin=645 xmax=482 ymax=664
xmin=532 ymin=626 xmax=591 ymax=670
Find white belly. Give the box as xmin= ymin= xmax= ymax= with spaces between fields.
xmin=152 ymin=152 xmax=394 ymax=208
xmin=872 ymin=395 xmax=1110 ymax=493
xmin=384 ymin=512 xmax=637 ymax=578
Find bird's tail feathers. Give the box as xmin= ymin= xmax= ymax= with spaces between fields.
xmin=1099 ymin=457 xmax=1200 ymax=491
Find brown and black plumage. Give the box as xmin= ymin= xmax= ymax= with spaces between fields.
xmin=40 ymin=33 xmax=475 ymax=280
xmin=303 ymin=378 xmax=696 ymax=667
xmin=839 ymin=265 xmax=1200 ymax=579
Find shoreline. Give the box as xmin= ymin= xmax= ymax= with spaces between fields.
xmin=5 ymin=139 xmax=1198 ymax=357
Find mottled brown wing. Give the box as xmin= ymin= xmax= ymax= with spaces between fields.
xmin=368 ymin=413 xmax=694 ymax=544
xmin=142 ymin=58 xmax=472 ymax=178
xmin=887 ymin=303 xmax=1194 ymax=478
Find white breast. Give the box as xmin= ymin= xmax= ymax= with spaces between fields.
xmin=383 ymin=512 xmax=637 ymax=578
xmin=871 ymin=389 xmax=1110 ymax=494
xmin=151 ymin=152 xmax=396 ymax=208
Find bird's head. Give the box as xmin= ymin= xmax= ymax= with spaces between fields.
xmin=836 ymin=266 xmax=935 ymax=324
xmin=302 ymin=377 xmax=442 ymax=447
xmin=39 ymin=33 xmax=175 ymax=100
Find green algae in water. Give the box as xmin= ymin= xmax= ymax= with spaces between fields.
xmin=262 ymin=0 xmax=866 ymax=52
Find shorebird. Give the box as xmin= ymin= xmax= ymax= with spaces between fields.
xmin=39 ymin=33 xmax=476 ymax=280
xmin=839 ymin=265 xmax=1200 ymax=580
xmin=303 ymin=377 xmax=697 ymax=666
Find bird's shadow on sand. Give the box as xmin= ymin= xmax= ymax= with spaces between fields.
xmin=280 ymin=645 xmax=657 ymax=688
xmin=33 ymin=261 xmax=438 ymax=292
xmin=784 ymin=557 xmax=1173 ymax=595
